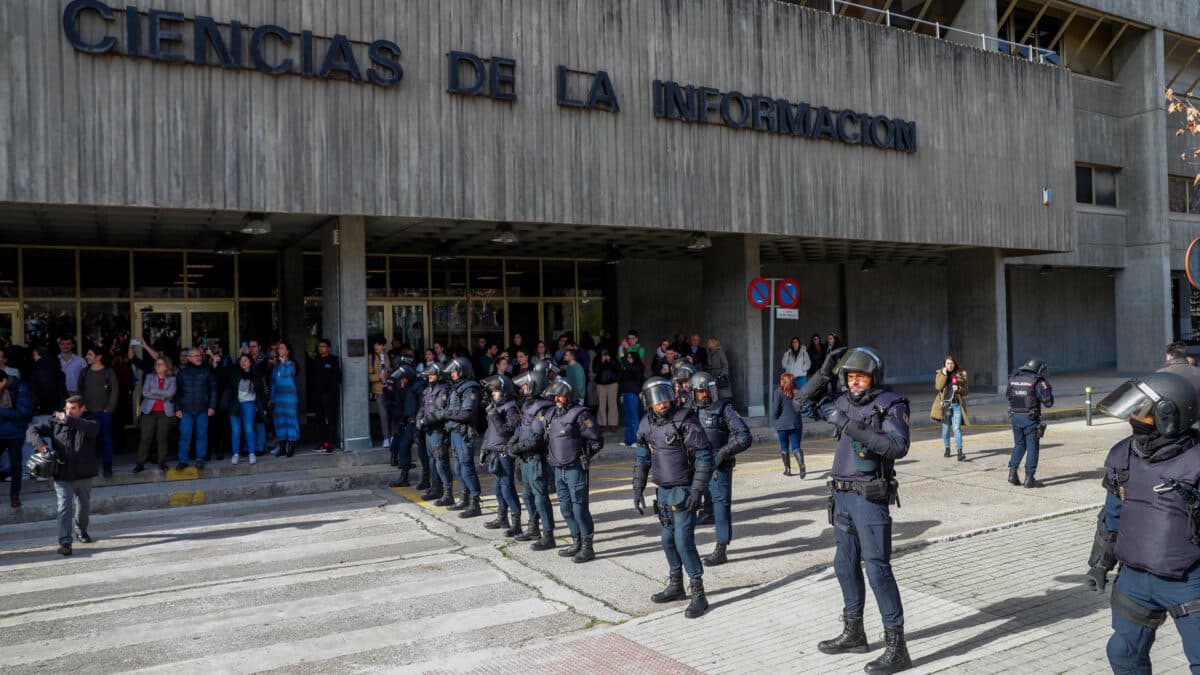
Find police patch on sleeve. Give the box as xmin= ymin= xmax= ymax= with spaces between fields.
xmin=584 ymin=418 xmax=594 ymax=428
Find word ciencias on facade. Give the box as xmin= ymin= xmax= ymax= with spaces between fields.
xmin=62 ymin=1 xmax=916 ymax=154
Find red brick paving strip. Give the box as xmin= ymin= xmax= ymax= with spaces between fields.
xmin=431 ymin=633 xmax=703 ymax=675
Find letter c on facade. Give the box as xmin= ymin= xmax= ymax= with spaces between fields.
xmin=63 ymin=0 xmax=118 ymax=54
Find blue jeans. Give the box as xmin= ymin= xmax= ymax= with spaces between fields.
xmin=621 ymin=393 xmax=640 ymax=445
xmin=231 ymin=402 xmax=257 ymax=456
xmin=710 ymin=465 xmax=733 ymax=544
xmin=53 ymin=478 xmax=91 ymax=546
xmin=3 ymin=437 xmax=22 ymax=498
xmin=416 ymin=430 xmax=432 ymax=482
xmin=554 ymin=461 xmax=593 ymax=538
xmin=427 ymin=431 xmax=453 ymax=488
xmin=1108 ymin=566 xmax=1200 ymax=672
xmin=521 ymin=456 xmax=555 ymax=533
xmin=778 ymin=429 xmax=803 ymax=463
xmin=451 ymin=431 xmax=482 ymax=498
xmin=657 ymin=485 xmax=703 ymax=579
xmin=94 ymin=411 xmax=114 ymax=472
xmin=494 ymin=453 xmax=520 ymax=515
xmin=941 ymin=402 xmax=963 ymax=450
xmin=832 ymin=490 xmax=904 ymax=628
xmin=392 ymin=423 xmax=415 ymax=472
xmin=1009 ymin=412 xmax=1040 ymax=472
xmin=178 ymin=412 xmax=209 ymax=463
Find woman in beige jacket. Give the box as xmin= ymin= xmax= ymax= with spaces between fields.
xmin=931 ymin=355 xmax=969 ymax=460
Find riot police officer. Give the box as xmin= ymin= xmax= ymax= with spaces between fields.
xmin=436 ymin=357 xmax=484 ymax=518
xmin=1006 ymin=358 xmax=1054 ymax=487
xmin=633 ymin=376 xmax=715 ymax=619
xmin=798 ymin=347 xmax=912 ymax=673
xmin=542 ymin=379 xmax=603 ymax=563
xmin=1088 ymin=372 xmax=1200 ymax=671
xmin=688 ymin=371 xmax=752 ymax=566
xmin=509 ymin=362 xmax=557 ymax=550
xmin=386 ymin=364 xmax=420 ymax=488
xmin=481 ymin=374 xmax=523 ymax=536
xmin=415 ymin=363 xmax=454 ymax=505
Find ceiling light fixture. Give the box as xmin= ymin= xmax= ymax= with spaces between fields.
xmin=432 ymin=241 xmax=455 ymax=261
xmin=214 ymin=233 xmax=242 ymax=256
xmin=604 ymin=244 xmax=625 ymax=266
xmin=240 ymin=213 xmax=271 ymax=236
xmin=490 ymin=223 xmax=519 ymax=245
xmin=687 ymin=232 xmax=713 ymax=250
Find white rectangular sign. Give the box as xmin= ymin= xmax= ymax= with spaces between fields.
xmin=776 ymin=308 xmax=799 ymax=320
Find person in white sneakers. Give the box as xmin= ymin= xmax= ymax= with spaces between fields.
xmin=230 ymin=354 xmax=268 ymax=465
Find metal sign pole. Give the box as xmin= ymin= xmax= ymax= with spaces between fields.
xmin=766 ymin=278 xmax=777 ymax=427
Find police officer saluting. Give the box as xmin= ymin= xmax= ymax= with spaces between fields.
xmin=688 ymin=370 xmax=751 ymax=566
xmin=436 ymin=357 xmax=484 ymax=518
xmin=509 ymin=362 xmax=557 ymax=550
xmin=415 ymin=363 xmax=454 ymax=505
xmin=386 ymin=364 xmax=420 ymax=488
xmin=1006 ymin=358 xmax=1054 ymax=488
xmin=481 ymin=374 xmax=523 ymax=536
xmin=798 ymin=347 xmax=912 ymax=673
xmin=1087 ymin=372 xmax=1200 ymax=671
xmin=542 ymin=379 xmax=603 ymax=563
xmin=633 ymin=376 xmax=715 ymax=619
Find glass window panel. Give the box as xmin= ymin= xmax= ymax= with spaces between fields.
xmin=367 ymin=305 xmax=386 ymax=343
xmin=139 ymin=309 xmax=183 ymax=366
xmin=543 ymin=301 xmax=575 ymax=345
xmin=303 ymin=254 xmax=323 ymax=297
xmin=134 ymin=251 xmax=184 ymax=298
xmin=391 ymin=304 xmax=425 ymax=353
xmin=80 ymin=302 xmax=131 ymax=355
xmin=238 ymin=252 xmax=279 ymax=298
xmin=542 ymin=261 xmax=576 ymax=297
xmin=80 ymin=250 xmax=130 ymax=298
xmin=504 ymin=259 xmax=540 ymax=297
xmin=238 ymin=301 xmax=279 ymax=346
xmin=23 ymin=249 xmax=76 ymax=298
xmin=189 ymin=311 xmax=231 ymax=353
xmin=1075 ymin=166 xmax=1093 ymax=204
xmin=303 ymin=299 xmax=323 ymax=356
xmin=0 ymin=248 xmax=17 ymax=298
xmin=1190 ymin=182 xmax=1200 ymax=215
xmin=470 ymin=299 xmax=504 ymax=350
xmin=432 ymin=300 xmax=468 ymax=352
xmin=23 ymin=301 xmax=76 ymax=347
xmin=578 ymin=298 xmax=605 ymax=348
xmin=185 ymin=252 xmax=235 ymax=299
xmin=578 ymin=261 xmax=607 ymax=298
xmin=1094 ymin=168 xmax=1117 ymax=207
xmin=366 ymin=255 xmax=388 ymax=298
xmin=1171 ymin=178 xmax=1189 ymax=213
xmin=469 ymin=259 xmax=503 ymax=297
xmin=389 ymin=256 xmax=429 ymax=297
xmin=431 ymin=258 xmax=467 ymax=296
xmin=0 ymin=311 xmax=14 ymax=348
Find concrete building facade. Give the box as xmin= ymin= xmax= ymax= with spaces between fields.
xmin=0 ymin=0 xmax=1197 ymax=443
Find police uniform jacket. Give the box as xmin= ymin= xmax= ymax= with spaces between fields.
xmin=635 ymin=407 xmax=713 ymax=488
xmin=442 ymin=379 xmax=481 ymax=434
xmin=696 ymin=398 xmax=751 ymax=468
xmin=420 ymin=382 xmax=450 ymax=432
xmin=831 ymin=390 xmax=910 ymax=483
xmin=483 ymin=398 xmax=521 ymax=453
xmin=544 ymin=403 xmax=603 ymax=467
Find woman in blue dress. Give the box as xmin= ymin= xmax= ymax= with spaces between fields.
xmin=270 ymin=341 xmax=301 ymax=457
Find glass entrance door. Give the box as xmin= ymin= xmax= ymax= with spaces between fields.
xmin=391 ymin=303 xmax=426 ymax=353
xmin=0 ymin=303 xmax=20 ymax=347
xmin=134 ymin=303 xmax=235 ymax=365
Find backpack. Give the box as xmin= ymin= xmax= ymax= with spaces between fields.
xmin=80 ymin=367 xmax=113 ymax=396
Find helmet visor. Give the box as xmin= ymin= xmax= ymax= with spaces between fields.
xmin=834 ymin=348 xmax=881 ymax=378
xmin=1098 ymin=380 xmax=1159 ymax=423
xmin=641 ymin=381 xmax=675 ymax=409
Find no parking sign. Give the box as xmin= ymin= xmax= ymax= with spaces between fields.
xmin=775 ymin=278 xmax=799 ymax=308
xmin=747 ymin=277 xmax=771 ymax=309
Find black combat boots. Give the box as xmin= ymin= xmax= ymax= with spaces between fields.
xmin=447 ymin=491 xmax=468 ymax=511
xmin=390 ymin=449 xmax=399 ymax=467
xmin=1007 ymin=467 xmax=1021 ymax=486
xmin=559 ymin=536 xmax=582 ymax=557
xmin=651 ymin=573 xmax=687 ymax=603
xmin=684 ymin=579 xmax=708 ymax=619
xmin=957 ymin=448 xmax=965 ymax=462
xmin=435 ymin=485 xmax=455 ymax=507
xmin=864 ymin=626 xmax=912 ymax=673
xmin=530 ymin=532 xmax=557 ymax=551
xmin=573 ymin=537 xmax=595 ymax=563
xmin=944 ymin=447 xmax=951 ymax=458
xmin=703 ymin=543 xmax=728 ymax=566
xmin=514 ymin=519 xmax=539 ymax=542
xmin=416 ymin=473 xmax=431 ymax=492
xmin=484 ymin=508 xmax=509 ymax=530
xmin=818 ymin=614 xmax=870 ymax=654
xmin=388 ymin=469 xmax=410 ymax=488
xmin=459 ymin=496 xmax=482 ymax=518
xmin=504 ymin=513 xmax=523 ymax=537
xmin=1024 ymin=471 xmax=1038 ymax=488
xmin=782 ymin=453 xmax=792 ymax=476
xmin=421 ymin=478 xmax=440 ymax=501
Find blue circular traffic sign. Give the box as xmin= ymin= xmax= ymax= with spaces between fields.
xmin=747 ymin=277 xmax=771 ymax=309
xmin=776 ymin=278 xmax=799 ymax=308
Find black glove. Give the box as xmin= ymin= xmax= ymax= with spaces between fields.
xmin=1084 ymin=565 xmax=1108 ymax=593
xmin=633 ymin=489 xmax=645 ymax=515
xmin=820 ymin=347 xmax=848 ymax=378
xmin=480 ymin=449 xmax=491 ymax=468
xmin=637 ymin=434 xmax=649 ymax=449
xmin=713 ymin=449 xmax=729 ymax=468
xmin=633 ymin=463 xmax=649 ymax=514
xmin=823 ymin=404 xmax=850 ymax=432
xmin=684 ymin=487 xmax=704 ymax=512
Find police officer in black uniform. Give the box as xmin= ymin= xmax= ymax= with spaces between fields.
xmin=509 ymin=362 xmax=557 ymax=550
xmin=415 ymin=363 xmax=454 ymax=505
xmin=1006 ymin=358 xmax=1054 ymax=487
xmin=671 ymin=360 xmax=696 ymax=406
xmin=688 ymin=370 xmax=752 ymax=566
xmin=542 ymin=379 xmax=604 ymax=563
xmin=386 ymin=363 xmax=420 ymax=488
xmin=798 ymin=347 xmax=912 ymax=673
xmin=633 ymin=376 xmax=715 ymax=619
xmin=436 ymin=356 xmax=484 ymax=518
xmin=481 ymin=374 xmax=523 ymax=536
xmin=1088 ymin=372 xmax=1200 ymax=671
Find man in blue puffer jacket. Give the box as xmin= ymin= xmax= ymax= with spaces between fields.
xmin=175 ymin=348 xmax=217 ymax=471
xmin=0 ymin=371 xmax=33 ymax=508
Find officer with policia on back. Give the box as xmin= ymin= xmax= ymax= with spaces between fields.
xmin=1005 ymin=358 xmax=1054 ymax=488
xmin=796 ymin=346 xmax=913 ymax=673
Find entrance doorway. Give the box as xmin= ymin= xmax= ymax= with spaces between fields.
xmin=367 ymin=302 xmax=428 ymax=354
xmin=0 ymin=303 xmax=20 ymax=347
xmin=506 ymin=302 xmax=539 ymax=353
xmin=133 ymin=302 xmax=235 ymax=365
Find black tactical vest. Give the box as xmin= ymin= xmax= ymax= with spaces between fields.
xmin=445 ymin=380 xmax=481 ymax=433
xmin=483 ymin=399 xmax=519 ymax=452
xmin=546 ymin=405 xmax=590 ymax=467
xmin=831 ymin=390 xmax=907 ymax=482
xmin=697 ymin=401 xmax=731 ymax=450
xmin=516 ymin=398 xmax=555 ymax=455
xmin=639 ymin=408 xmax=705 ymax=487
xmin=1006 ymin=371 xmax=1042 ymax=416
xmin=421 ymin=382 xmax=449 ymax=418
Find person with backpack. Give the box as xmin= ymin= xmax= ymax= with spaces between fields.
xmin=79 ymin=347 xmax=119 ymax=478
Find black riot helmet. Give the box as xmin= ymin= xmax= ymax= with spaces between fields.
xmin=419 ymin=362 xmax=443 ymax=381
xmin=641 ymin=376 xmax=676 ymax=413
xmin=670 ymin=360 xmax=697 ymax=385
xmin=513 ymin=362 xmax=549 ymax=398
xmin=1099 ymin=372 xmax=1200 ymax=440
xmin=688 ymin=371 xmax=720 ymax=408
xmin=445 ymin=356 xmax=474 ymax=381
xmin=834 ymin=347 xmax=885 ymax=402
xmin=1019 ymin=358 xmax=1048 ymax=377
xmin=393 ymin=364 xmax=417 ymax=384
xmin=481 ymin=374 xmax=515 ymax=400
xmin=542 ymin=379 xmax=575 ymax=403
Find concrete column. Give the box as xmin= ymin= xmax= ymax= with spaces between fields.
xmin=1115 ymin=28 xmax=1171 ymax=374
xmin=321 ymin=216 xmax=370 ymax=450
xmin=701 ymin=235 xmax=765 ymax=416
xmin=947 ymin=249 xmax=1007 ymax=392
xmin=279 ymin=246 xmax=307 ymax=415
xmin=950 ymin=0 xmax=998 ymax=49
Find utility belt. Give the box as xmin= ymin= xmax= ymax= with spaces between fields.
xmin=1110 ymin=584 xmax=1200 ymax=628
xmin=829 ymin=477 xmax=901 ymax=507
